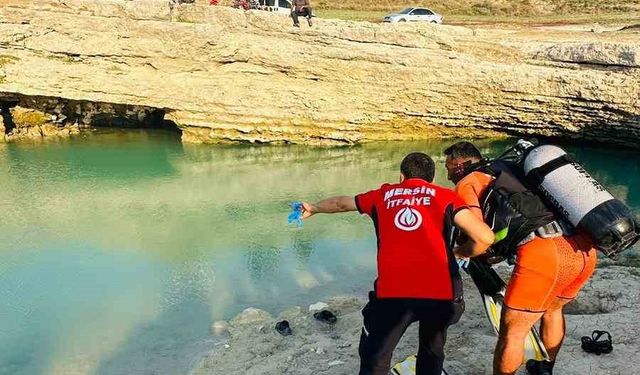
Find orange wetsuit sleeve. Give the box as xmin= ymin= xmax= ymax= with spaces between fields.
xmin=455 ymin=172 xmax=492 ymax=220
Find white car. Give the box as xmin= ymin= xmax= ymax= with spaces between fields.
xmin=383 ymin=7 xmax=443 ymax=24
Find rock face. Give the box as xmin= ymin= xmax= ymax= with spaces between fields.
xmin=0 ymin=0 xmax=639 ymax=147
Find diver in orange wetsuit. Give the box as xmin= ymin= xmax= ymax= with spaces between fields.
xmin=443 ymin=141 xmax=597 ymax=375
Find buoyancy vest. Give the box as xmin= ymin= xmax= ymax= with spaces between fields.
xmin=475 ymin=160 xmax=557 ymax=257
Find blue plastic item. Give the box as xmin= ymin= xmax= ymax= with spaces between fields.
xmin=456 ymin=258 xmax=470 ymax=269
xmin=288 ymin=202 xmax=304 ymax=228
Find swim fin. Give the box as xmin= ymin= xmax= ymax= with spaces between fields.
xmin=464 ymin=259 xmax=549 ymax=362
xmin=390 ymin=355 xmax=448 ymax=375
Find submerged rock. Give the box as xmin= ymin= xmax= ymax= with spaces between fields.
xmin=231 ymin=308 xmax=272 ymax=326
xmin=211 ymin=320 xmax=230 ymax=335
xmin=308 ymin=302 xmax=328 ymax=313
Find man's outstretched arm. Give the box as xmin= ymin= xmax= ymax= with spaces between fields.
xmin=453 ymin=208 xmax=494 ymax=258
xmin=301 ymin=196 xmax=357 ymax=219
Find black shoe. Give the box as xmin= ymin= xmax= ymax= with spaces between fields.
xmin=313 ymin=310 xmax=337 ymax=324
xmin=581 ymin=330 xmax=613 ymax=355
xmin=307 ymin=18 xmax=312 ymax=26
xmin=526 ymin=359 xmax=553 ymax=375
xmin=293 ymin=23 xmax=300 ymax=27
xmin=275 ymin=320 xmax=292 ymax=336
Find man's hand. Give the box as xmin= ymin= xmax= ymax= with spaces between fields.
xmin=301 ymin=201 xmax=315 ymax=219
xmin=298 ymin=196 xmax=357 ymax=219
xmin=453 ymin=208 xmax=494 ymax=258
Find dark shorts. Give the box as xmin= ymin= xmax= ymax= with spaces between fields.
xmin=359 ymin=292 xmax=465 ymax=375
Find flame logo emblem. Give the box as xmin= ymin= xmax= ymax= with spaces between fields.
xmin=394 ymin=207 xmax=423 ymax=231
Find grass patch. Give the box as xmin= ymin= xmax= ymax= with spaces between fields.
xmin=445 ymin=12 xmax=640 ymax=25
xmin=314 ymin=0 xmax=640 ymax=14
xmin=316 ymin=9 xmax=385 ymax=22
xmin=316 ymin=8 xmax=640 ymax=25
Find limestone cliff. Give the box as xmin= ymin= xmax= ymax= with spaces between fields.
xmin=0 ymin=0 xmax=638 ymax=147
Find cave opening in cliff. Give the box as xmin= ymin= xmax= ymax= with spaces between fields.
xmin=90 ymin=108 xmax=180 ymax=134
xmin=0 ymin=100 xmax=18 ymax=135
xmin=0 ymin=94 xmax=183 ymax=141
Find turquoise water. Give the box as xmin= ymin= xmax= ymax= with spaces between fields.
xmin=0 ymin=131 xmax=638 ymax=375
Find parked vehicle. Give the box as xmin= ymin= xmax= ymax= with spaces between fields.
xmin=383 ymin=7 xmax=443 ymax=24
xmin=256 ymin=0 xmax=292 ymax=13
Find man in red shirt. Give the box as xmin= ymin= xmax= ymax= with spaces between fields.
xmin=300 ymin=152 xmax=494 ymax=375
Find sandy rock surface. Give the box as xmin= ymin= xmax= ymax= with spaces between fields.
xmin=0 ymin=1 xmax=639 ymax=146
xmin=191 ymin=263 xmax=640 ymax=375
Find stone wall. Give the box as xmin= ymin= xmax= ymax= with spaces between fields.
xmin=0 ymin=1 xmax=638 ymax=147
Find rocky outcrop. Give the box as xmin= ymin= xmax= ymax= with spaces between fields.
xmin=0 ymin=93 xmax=176 ymax=141
xmin=0 ymin=0 xmax=639 ymax=147
xmin=191 ymin=267 xmax=640 ymax=375
xmin=534 ymin=42 xmax=640 ymax=68
xmin=5 ymin=106 xmax=80 ymax=140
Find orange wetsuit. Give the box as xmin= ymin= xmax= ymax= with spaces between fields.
xmin=456 ymin=171 xmax=597 ymax=312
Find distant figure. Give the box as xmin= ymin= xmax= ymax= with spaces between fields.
xmin=232 ymin=0 xmax=250 ymax=10
xmin=291 ymin=0 xmax=313 ymax=27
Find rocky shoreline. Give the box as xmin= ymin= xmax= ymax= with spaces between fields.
xmin=192 ymin=260 xmax=640 ymax=375
xmin=0 ymin=1 xmax=639 ymax=147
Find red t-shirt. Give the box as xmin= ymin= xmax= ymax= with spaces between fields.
xmin=356 ymin=178 xmax=466 ymax=300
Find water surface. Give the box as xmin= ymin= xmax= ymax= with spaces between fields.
xmin=0 ymin=131 xmax=638 ymax=375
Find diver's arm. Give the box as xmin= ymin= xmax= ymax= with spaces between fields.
xmin=301 ymin=196 xmax=357 ymax=219
xmin=453 ymin=208 xmax=494 ymax=258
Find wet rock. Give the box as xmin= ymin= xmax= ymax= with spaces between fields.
xmin=278 ymin=306 xmax=303 ymax=321
xmin=327 ymin=296 xmax=363 ymax=315
xmin=10 ymin=106 xmax=48 ymax=128
xmin=211 ymin=320 xmax=230 ymax=335
xmin=308 ymin=302 xmax=328 ymax=313
xmin=230 ymin=308 xmax=272 ymax=327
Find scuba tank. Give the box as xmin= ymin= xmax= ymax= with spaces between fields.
xmin=521 ymin=143 xmax=640 ymax=258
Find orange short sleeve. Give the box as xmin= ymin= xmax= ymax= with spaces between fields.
xmin=454 ymin=172 xmax=493 ymax=218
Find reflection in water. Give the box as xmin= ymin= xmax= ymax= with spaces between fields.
xmin=0 ymin=132 xmax=637 ymax=375
xmin=292 ymin=231 xmax=314 ymax=266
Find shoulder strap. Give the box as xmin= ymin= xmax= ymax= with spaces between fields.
xmin=526 ymin=154 xmax=574 ymax=187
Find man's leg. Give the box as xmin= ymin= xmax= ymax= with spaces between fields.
xmin=539 ymin=298 xmax=570 ymax=362
xmin=493 ymin=307 xmax=544 ymax=375
xmin=497 ymin=238 xmax=559 ymax=374
xmin=417 ymin=325 xmax=447 ymax=375
xmin=359 ymin=296 xmax=415 ymax=375
xmin=305 ymin=7 xmax=313 ymax=26
xmin=290 ymin=10 xmax=299 ymax=26
xmin=534 ymin=240 xmax=597 ymax=370
xmin=416 ymin=300 xmax=464 ymax=375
